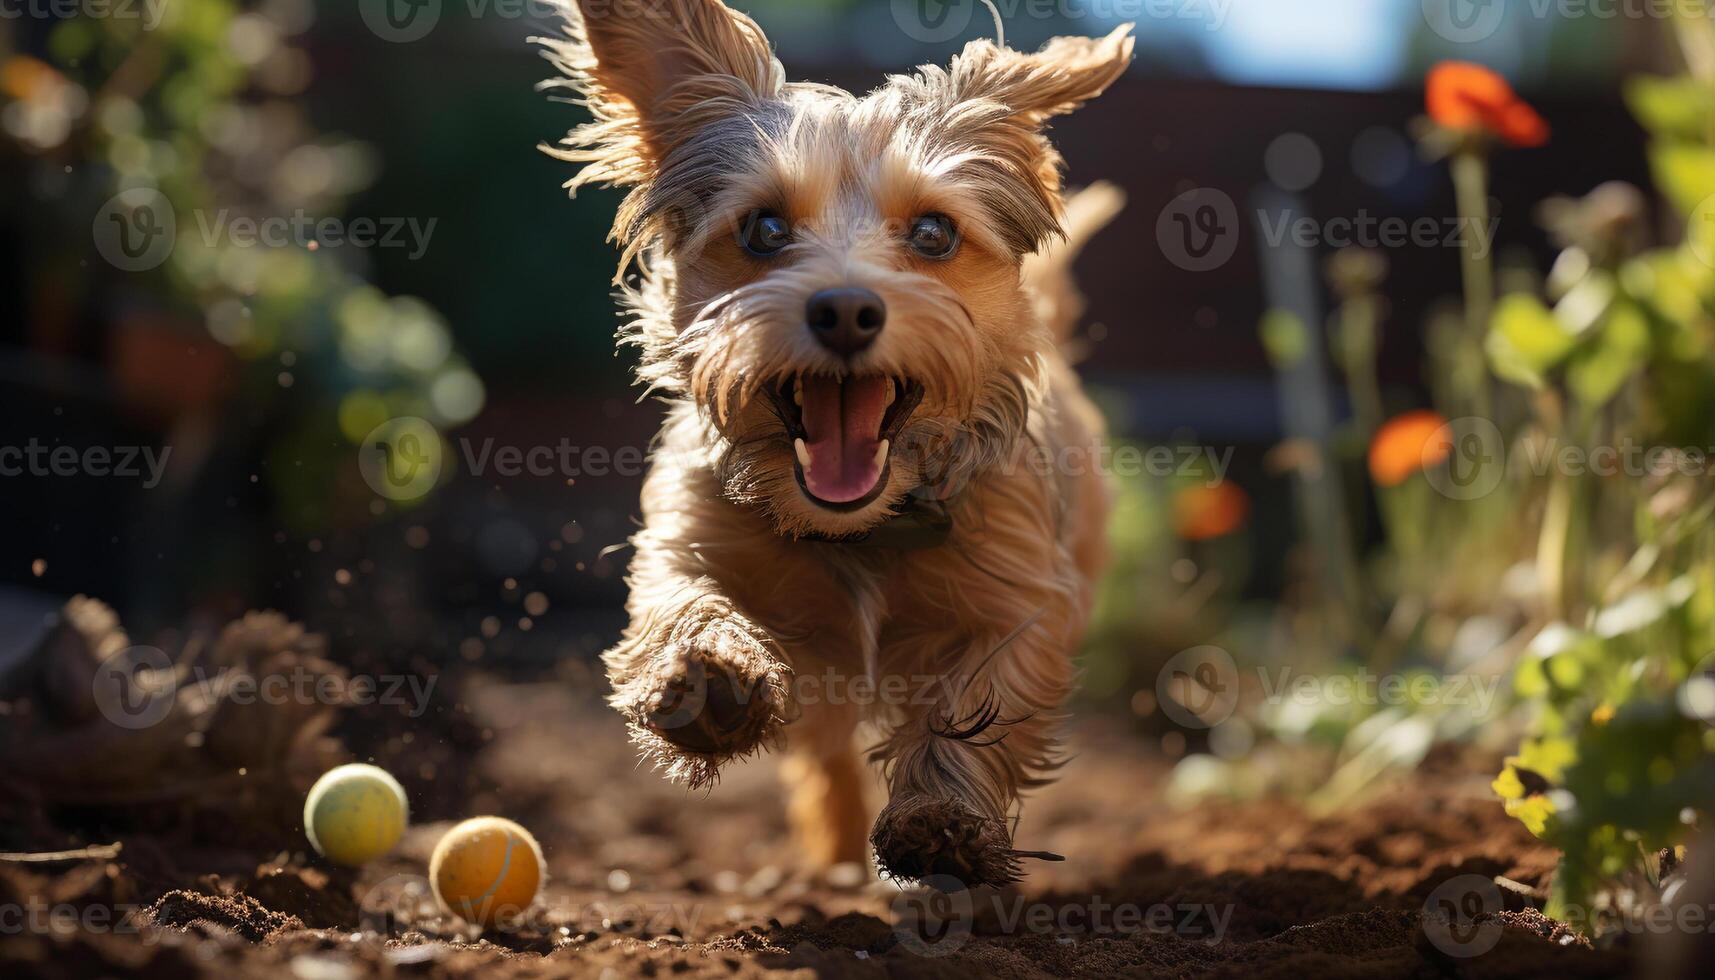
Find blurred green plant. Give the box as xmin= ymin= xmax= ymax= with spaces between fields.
xmin=1484 ymin=24 xmax=1715 ymax=924
xmin=1 ymin=1 xmax=481 ymax=530
xmin=1126 ymin=16 xmax=1715 ymax=935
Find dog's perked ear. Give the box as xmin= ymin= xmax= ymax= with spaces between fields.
xmin=897 ymin=24 xmax=1135 ymax=256
xmin=539 ymin=0 xmax=783 ymax=190
xmin=941 ymin=25 xmax=1136 ymax=127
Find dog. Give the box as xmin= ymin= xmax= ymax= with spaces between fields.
xmin=540 ymin=0 xmax=1130 ymax=887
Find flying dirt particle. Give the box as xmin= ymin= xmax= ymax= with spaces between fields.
xmin=334 ymin=569 xmax=352 ymax=586
xmin=524 ymin=592 xmax=549 ymax=616
xmin=31 ymin=559 xmax=45 ymax=577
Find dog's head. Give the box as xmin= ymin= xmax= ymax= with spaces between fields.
xmin=543 ymin=0 xmax=1132 ymax=538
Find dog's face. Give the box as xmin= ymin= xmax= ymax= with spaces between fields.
xmin=544 ymin=0 xmax=1132 ymax=537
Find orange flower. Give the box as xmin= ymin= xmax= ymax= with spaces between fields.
xmin=0 ymin=55 xmax=62 ymax=103
xmin=1369 ymin=410 xmax=1452 ymax=487
xmin=1173 ymin=481 xmax=1250 ymax=541
xmin=1426 ymin=62 xmax=1549 ymax=148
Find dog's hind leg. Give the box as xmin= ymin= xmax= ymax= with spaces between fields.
xmin=781 ymin=697 xmax=869 ymax=868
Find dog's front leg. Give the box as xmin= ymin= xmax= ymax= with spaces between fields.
xmin=867 ymin=626 xmax=1074 ymax=888
xmin=605 ymin=560 xmax=791 ymax=789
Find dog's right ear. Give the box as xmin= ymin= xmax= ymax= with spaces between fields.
xmin=540 ymin=0 xmax=783 ymax=188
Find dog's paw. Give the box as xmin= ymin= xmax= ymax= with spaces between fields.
xmin=610 ymin=607 xmax=789 ymax=787
xmin=870 ymin=795 xmax=1021 ymax=889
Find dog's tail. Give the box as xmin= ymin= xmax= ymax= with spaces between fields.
xmin=1023 ymin=181 xmax=1126 ymax=354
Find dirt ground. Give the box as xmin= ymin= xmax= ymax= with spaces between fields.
xmin=0 ymin=672 xmax=1650 ymax=979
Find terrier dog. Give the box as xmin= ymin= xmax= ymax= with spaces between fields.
xmin=541 ymin=0 xmax=1130 ymax=886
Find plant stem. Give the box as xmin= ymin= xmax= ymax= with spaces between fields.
xmin=1338 ymin=296 xmax=1384 ymax=441
xmin=1450 ymin=148 xmax=1495 ymax=421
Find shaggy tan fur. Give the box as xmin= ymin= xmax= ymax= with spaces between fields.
xmin=539 ymin=0 xmax=1131 ymax=886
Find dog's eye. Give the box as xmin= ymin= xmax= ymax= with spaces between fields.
xmin=906 ymin=214 xmax=958 ymax=260
xmin=738 ymin=210 xmax=791 ymax=257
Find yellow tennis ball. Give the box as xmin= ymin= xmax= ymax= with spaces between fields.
xmin=303 ymin=763 xmax=408 ymax=867
xmin=429 ymin=816 xmax=544 ymax=927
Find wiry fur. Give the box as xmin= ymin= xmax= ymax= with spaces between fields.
xmin=538 ymin=0 xmax=1131 ymax=887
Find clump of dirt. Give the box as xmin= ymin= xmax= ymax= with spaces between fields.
xmin=146 ymin=890 xmax=302 ymax=942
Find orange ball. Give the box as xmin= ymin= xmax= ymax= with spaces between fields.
xmin=429 ymin=816 xmax=544 ymax=927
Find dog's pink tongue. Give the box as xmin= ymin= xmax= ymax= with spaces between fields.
xmin=799 ymin=376 xmax=889 ymax=503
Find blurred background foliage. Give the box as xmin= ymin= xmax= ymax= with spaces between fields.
xmin=4 ymin=0 xmax=1715 ymax=938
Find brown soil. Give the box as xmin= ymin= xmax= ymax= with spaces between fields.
xmin=0 ymin=679 xmax=1641 ymax=978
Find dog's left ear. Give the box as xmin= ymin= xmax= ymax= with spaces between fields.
xmin=542 ymin=0 xmax=783 ymax=187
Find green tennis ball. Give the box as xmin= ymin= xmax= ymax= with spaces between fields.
xmin=304 ymin=763 xmax=408 ymax=866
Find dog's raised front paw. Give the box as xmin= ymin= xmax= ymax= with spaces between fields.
xmin=870 ymin=794 xmax=1021 ymax=888
xmin=610 ymin=607 xmax=789 ymax=786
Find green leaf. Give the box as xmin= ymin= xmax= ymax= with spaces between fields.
xmin=1486 ymin=293 xmax=1575 ymax=389
xmin=1566 ymin=302 xmax=1652 ymax=407
xmin=1648 ymin=143 xmax=1715 ymax=219
xmin=1624 ymin=75 xmax=1715 ymax=143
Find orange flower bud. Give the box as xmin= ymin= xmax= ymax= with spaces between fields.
xmin=1426 ymin=62 xmax=1549 ymax=148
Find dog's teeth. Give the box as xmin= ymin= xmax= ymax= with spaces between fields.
xmin=883 ymin=380 xmax=896 ymax=408
xmin=874 ymin=440 xmax=889 ymax=469
xmin=794 ymin=438 xmax=811 ymax=469
xmin=793 ymin=378 xmax=802 ymax=406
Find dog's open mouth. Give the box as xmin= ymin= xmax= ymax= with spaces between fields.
xmin=767 ymin=376 xmax=924 ymax=511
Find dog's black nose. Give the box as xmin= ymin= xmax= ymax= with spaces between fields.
xmin=806 ymin=287 xmax=886 ymax=357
